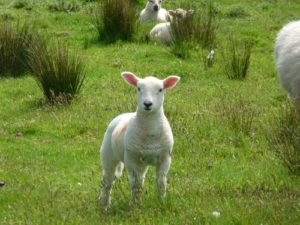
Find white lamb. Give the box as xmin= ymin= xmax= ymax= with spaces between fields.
xmin=275 ymin=20 xmax=300 ymax=111
xmin=139 ymin=0 xmax=169 ymax=22
xmin=99 ymin=72 xmax=180 ymax=208
xmin=149 ymin=9 xmax=194 ymax=45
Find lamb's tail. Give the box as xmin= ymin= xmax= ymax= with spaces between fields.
xmin=115 ymin=162 xmax=124 ymax=179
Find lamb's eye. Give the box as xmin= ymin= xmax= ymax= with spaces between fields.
xmin=138 ymin=87 xmax=141 ymax=92
xmin=159 ymin=88 xmax=163 ymax=92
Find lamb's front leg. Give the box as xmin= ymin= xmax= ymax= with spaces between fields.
xmin=156 ymin=154 xmax=171 ymax=198
xmin=127 ymin=165 xmax=148 ymax=202
xmin=125 ymin=153 xmax=148 ymax=202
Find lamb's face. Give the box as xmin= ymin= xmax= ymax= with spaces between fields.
xmin=146 ymin=0 xmax=163 ymax=12
xmin=169 ymin=8 xmax=194 ymax=20
xmin=121 ymin=72 xmax=180 ymax=114
xmin=137 ymin=77 xmax=165 ymax=113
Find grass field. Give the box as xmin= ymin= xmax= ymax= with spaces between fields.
xmin=1 ymin=0 xmax=300 ymax=224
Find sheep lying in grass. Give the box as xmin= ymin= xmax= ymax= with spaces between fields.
xmin=140 ymin=0 xmax=170 ymax=22
xmin=275 ymin=20 xmax=300 ymax=111
xmin=149 ymin=9 xmax=194 ymax=45
xmin=99 ymin=72 xmax=180 ymax=208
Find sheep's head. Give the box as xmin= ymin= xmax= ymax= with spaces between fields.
xmin=169 ymin=8 xmax=194 ymax=19
xmin=146 ymin=0 xmax=163 ymax=12
xmin=121 ymin=72 xmax=180 ymax=113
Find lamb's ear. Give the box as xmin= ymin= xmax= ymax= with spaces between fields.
xmin=163 ymin=76 xmax=180 ymax=89
xmin=187 ymin=10 xmax=194 ymax=16
xmin=121 ymin=72 xmax=139 ymax=87
xmin=168 ymin=10 xmax=176 ymax=17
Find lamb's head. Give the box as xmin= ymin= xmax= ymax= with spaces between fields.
xmin=169 ymin=8 xmax=194 ymax=19
xmin=121 ymin=72 xmax=180 ymax=113
xmin=146 ymin=0 xmax=164 ymax=12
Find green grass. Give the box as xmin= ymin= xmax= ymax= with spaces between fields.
xmin=1 ymin=0 xmax=300 ymax=224
xmin=94 ymin=0 xmax=137 ymax=43
xmin=28 ymin=38 xmax=86 ymax=104
xmin=222 ymin=38 xmax=252 ymax=80
xmin=0 ymin=21 xmax=34 ymax=77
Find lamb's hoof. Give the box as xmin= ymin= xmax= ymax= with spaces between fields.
xmin=129 ymin=198 xmax=141 ymax=208
xmin=99 ymin=203 xmax=109 ymax=212
xmin=0 ymin=181 xmax=5 ymax=188
xmin=159 ymin=193 xmax=166 ymax=199
xmin=100 ymin=205 xmax=109 ymax=212
xmin=99 ymin=198 xmax=110 ymax=211
xmin=130 ymin=194 xmax=142 ymax=206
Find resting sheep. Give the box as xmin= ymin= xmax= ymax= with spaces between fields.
xmin=99 ymin=72 xmax=180 ymax=208
xmin=275 ymin=20 xmax=300 ymax=111
xmin=140 ymin=0 xmax=170 ymax=22
xmin=149 ymin=9 xmax=194 ymax=45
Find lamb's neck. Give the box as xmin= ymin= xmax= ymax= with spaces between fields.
xmin=135 ymin=108 xmax=165 ymax=135
xmin=146 ymin=8 xmax=159 ymax=19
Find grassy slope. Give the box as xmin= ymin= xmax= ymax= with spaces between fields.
xmin=1 ymin=0 xmax=300 ymax=224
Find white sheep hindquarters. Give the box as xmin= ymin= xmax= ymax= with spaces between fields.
xmin=99 ymin=72 xmax=180 ymax=208
xmin=275 ymin=20 xmax=300 ymax=110
xmin=149 ymin=22 xmax=172 ymax=45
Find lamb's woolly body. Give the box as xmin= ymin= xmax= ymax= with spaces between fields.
xmin=99 ymin=73 xmax=180 ymax=208
xmin=101 ymin=111 xmax=173 ymax=167
xmin=275 ymin=20 xmax=300 ymax=110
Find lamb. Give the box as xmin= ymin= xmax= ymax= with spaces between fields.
xmin=139 ymin=0 xmax=170 ymax=22
xmin=275 ymin=20 xmax=300 ymax=111
xmin=149 ymin=9 xmax=194 ymax=45
xmin=99 ymin=72 xmax=180 ymax=208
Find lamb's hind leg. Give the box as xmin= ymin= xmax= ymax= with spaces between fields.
xmin=99 ymin=162 xmax=118 ymax=208
xmin=99 ymin=134 xmax=117 ymax=209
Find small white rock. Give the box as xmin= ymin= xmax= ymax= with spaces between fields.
xmin=207 ymin=50 xmax=215 ymax=60
xmin=77 ymin=182 xmax=82 ymax=186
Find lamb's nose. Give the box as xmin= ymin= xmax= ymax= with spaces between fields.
xmin=144 ymin=101 xmax=152 ymax=108
xmin=153 ymin=5 xmax=159 ymax=11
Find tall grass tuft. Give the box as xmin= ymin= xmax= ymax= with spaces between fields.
xmin=94 ymin=0 xmax=137 ymax=43
xmin=0 ymin=13 xmax=14 ymax=21
xmin=170 ymin=1 xmax=217 ymax=58
xmin=226 ymin=5 xmax=249 ymax=18
xmin=217 ymin=92 xmax=258 ymax=136
xmin=193 ymin=0 xmax=217 ymax=49
xmin=13 ymin=0 xmax=33 ymax=10
xmin=128 ymin=0 xmax=141 ymax=5
xmin=223 ymin=38 xmax=252 ymax=80
xmin=0 ymin=21 xmax=34 ymax=77
xmin=170 ymin=13 xmax=194 ymax=58
xmin=48 ymin=0 xmax=81 ymax=12
xmin=269 ymin=100 xmax=300 ymax=175
xmin=28 ymin=37 xmax=85 ymax=104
